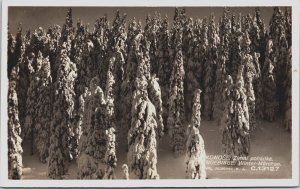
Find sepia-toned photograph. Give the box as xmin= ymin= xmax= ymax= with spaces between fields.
xmin=1 ymin=0 xmax=299 ymax=187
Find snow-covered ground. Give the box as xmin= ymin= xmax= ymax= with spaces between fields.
xmin=21 ymin=119 xmax=291 ymax=179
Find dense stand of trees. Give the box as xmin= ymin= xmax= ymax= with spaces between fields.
xmin=7 ymin=7 xmax=291 ymax=179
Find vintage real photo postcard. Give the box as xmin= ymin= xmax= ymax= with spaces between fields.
xmin=1 ymin=0 xmax=299 ymax=187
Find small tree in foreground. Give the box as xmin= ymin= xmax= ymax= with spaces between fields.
xmin=185 ymin=89 xmax=206 ymax=179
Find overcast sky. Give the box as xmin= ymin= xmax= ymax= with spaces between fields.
xmin=8 ymin=7 xmax=278 ymax=35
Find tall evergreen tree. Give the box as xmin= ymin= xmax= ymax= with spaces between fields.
xmin=77 ymin=75 xmax=117 ymax=179
xmin=241 ymin=32 xmax=257 ymax=130
xmin=8 ymin=70 xmax=23 ymax=179
xmin=167 ymin=28 xmax=186 ymax=156
xmin=157 ymin=16 xmax=172 ymax=128
xmin=127 ymin=44 xmax=159 ymax=179
xmin=93 ymin=15 xmax=110 ymax=90
xmin=222 ymin=70 xmax=250 ymax=158
xmin=185 ymin=89 xmax=206 ymax=179
xmin=148 ymin=75 xmax=164 ymax=139
xmin=262 ymin=39 xmax=278 ymax=121
xmin=25 ymin=51 xmax=52 ymax=162
xmin=48 ymin=43 xmax=77 ymax=179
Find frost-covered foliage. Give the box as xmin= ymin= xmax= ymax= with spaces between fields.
xmin=185 ymin=126 xmax=206 ymax=179
xmin=148 ymin=75 xmax=164 ymax=138
xmin=121 ymin=18 xmax=142 ymax=128
xmin=127 ymin=41 xmax=160 ymax=179
xmin=107 ymin=10 xmax=126 ymax=98
xmin=48 ymin=44 xmax=77 ymax=179
xmin=167 ymin=28 xmax=186 ymax=156
xmin=241 ymin=32 xmax=257 ymax=130
xmin=23 ymin=51 xmax=52 ymax=160
xmin=93 ymin=15 xmax=110 ymax=89
xmin=77 ymin=76 xmax=117 ymax=179
xmin=127 ymin=93 xmax=159 ymax=179
xmin=122 ymin=164 xmax=130 ymax=179
xmin=157 ymin=17 xmax=172 ymax=125
xmin=213 ymin=53 xmax=227 ymax=123
xmin=203 ymin=14 xmax=219 ymax=120
xmin=262 ymin=40 xmax=278 ymax=121
xmin=24 ymin=52 xmax=39 ymax=154
xmin=222 ymin=72 xmax=250 ymax=158
xmin=8 ymin=71 xmax=23 ymax=179
xmin=33 ymin=52 xmax=52 ymax=163
xmin=103 ymin=127 xmax=117 ymax=179
xmin=144 ymin=13 xmax=161 ymax=76
xmin=268 ymin=7 xmax=291 ymax=116
xmin=185 ymin=89 xmax=206 ymax=179
xmin=7 ymin=7 xmax=293 ymax=180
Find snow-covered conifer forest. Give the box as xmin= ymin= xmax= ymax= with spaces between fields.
xmin=7 ymin=7 xmax=292 ymax=179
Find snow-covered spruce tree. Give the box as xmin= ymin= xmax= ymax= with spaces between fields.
xmin=203 ymin=14 xmax=219 ymax=120
xmin=34 ymin=53 xmax=52 ymax=163
xmin=107 ymin=10 xmax=127 ymax=122
xmin=185 ymin=126 xmax=206 ymax=179
xmin=77 ymin=86 xmax=90 ymax=151
xmin=93 ymin=15 xmax=110 ymax=90
xmin=184 ymin=17 xmax=200 ymax=121
xmin=144 ymin=13 xmax=160 ymax=76
xmin=8 ymin=70 xmax=23 ymax=179
xmin=121 ymin=20 xmax=143 ymax=129
xmin=77 ymin=77 xmax=105 ymax=179
xmin=250 ymin=7 xmax=266 ymax=62
xmin=277 ymin=28 xmax=290 ymax=113
xmin=187 ymin=18 xmax=205 ymax=104
xmin=24 ymin=28 xmax=49 ymax=149
xmin=222 ymin=69 xmax=250 ymax=159
xmin=252 ymin=52 xmax=264 ymax=119
xmin=72 ymin=20 xmax=93 ymax=154
xmin=122 ymin=164 xmax=130 ymax=179
xmin=197 ymin=17 xmax=209 ymax=115
xmin=76 ymin=87 xmax=91 ymax=173
xmin=29 ymin=27 xmax=48 ymax=56
xmin=167 ymin=28 xmax=186 ymax=156
xmin=77 ymin=76 xmax=117 ymax=179
xmin=157 ymin=16 xmax=172 ymax=129
xmin=245 ymin=9 xmax=264 ymax=121
xmin=48 ymin=43 xmax=77 ymax=179
xmin=185 ymin=89 xmax=206 ymax=179
xmin=24 ymin=51 xmax=53 ymax=162
xmin=24 ymin=52 xmax=39 ymax=154
xmin=212 ymin=8 xmax=232 ymax=122
xmin=103 ymin=57 xmax=119 ymax=179
xmin=103 ymin=127 xmax=117 ymax=179
xmin=127 ymin=44 xmax=159 ymax=179
xmin=46 ymin=24 xmax=61 ymax=82
xmin=8 ymin=26 xmax=30 ymax=139
xmin=148 ymin=75 xmax=164 ymax=139
xmin=262 ymin=39 xmax=278 ymax=121
xmin=241 ymin=32 xmax=257 ymax=131
xmin=228 ymin=13 xmax=243 ymax=78
xmin=105 ymin=57 xmax=117 ymax=125
xmin=60 ymin=8 xmax=74 ymax=56
xmin=213 ymin=53 xmax=227 ymax=123
xmin=268 ymin=7 xmax=290 ymax=114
